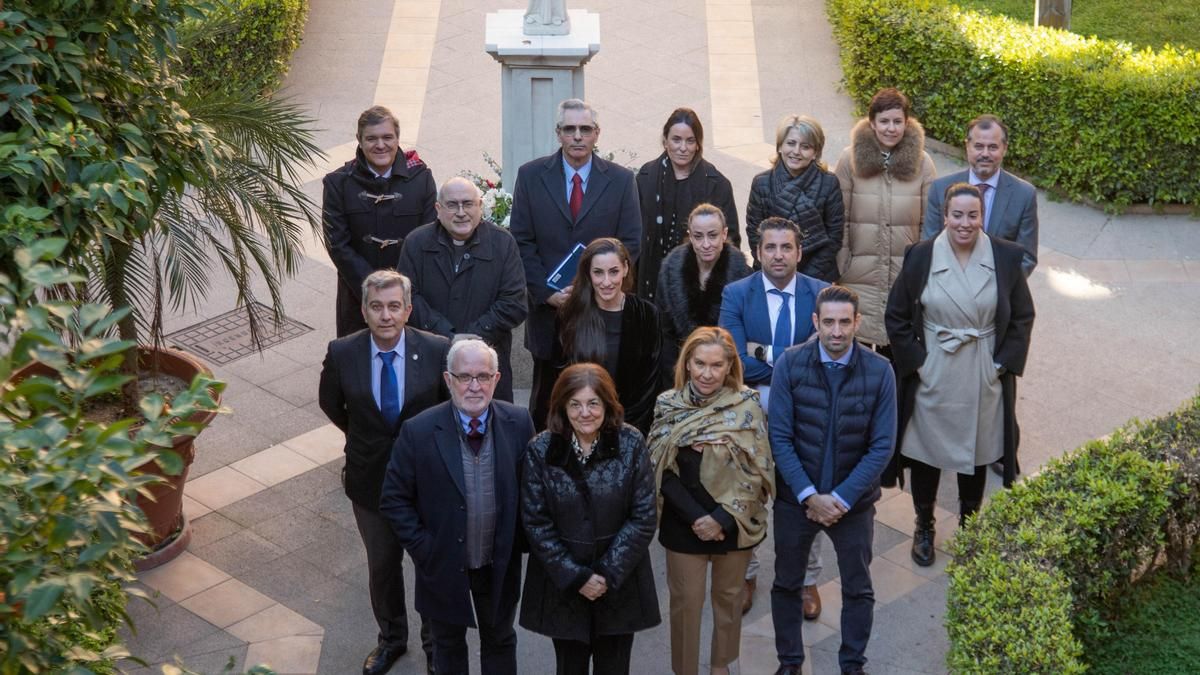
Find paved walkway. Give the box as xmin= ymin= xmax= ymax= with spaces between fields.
xmin=122 ymin=1 xmax=1200 ymax=673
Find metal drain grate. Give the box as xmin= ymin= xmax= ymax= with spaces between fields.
xmin=167 ymin=302 xmax=313 ymax=365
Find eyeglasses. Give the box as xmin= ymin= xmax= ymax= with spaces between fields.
xmin=448 ymin=372 xmax=496 ymax=386
xmin=558 ymin=125 xmax=597 ymax=136
xmin=441 ymin=200 xmax=478 ymax=212
xmin=567 ymin=400 xmax=604 ymax=414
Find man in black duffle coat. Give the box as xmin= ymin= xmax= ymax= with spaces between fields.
xmin=508 ymin=98 xmax=641 ymax=428
xmin=323 ymin=105 xmax=437 ymax=337
xmin=380 ymin=338 xmax=535 ymax=675
xmin=397 ymin=176 xmax=528 ymax=403
xmin=318 ymin=269 xmax=449 ymax=675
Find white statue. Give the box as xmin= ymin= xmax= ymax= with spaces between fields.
xmin=524 ymin=0 xmax=570 ymax=36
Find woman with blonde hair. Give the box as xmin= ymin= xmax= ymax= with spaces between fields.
xmin=648 ymin=326 xmax=775 ymax=675
xmin=745 ymin=115 xmax=844 ymax=282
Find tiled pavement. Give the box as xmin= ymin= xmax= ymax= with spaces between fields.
xmin=121 ymin=0 xmax=1200 ymax=673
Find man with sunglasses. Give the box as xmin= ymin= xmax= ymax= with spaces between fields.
xmin=381 ymin=338 xmax=536 ymax=675
xmin=398 ymin=176 xmax=528 ymax=402
xmin=509 ymin=98 xmax=642 ymax=429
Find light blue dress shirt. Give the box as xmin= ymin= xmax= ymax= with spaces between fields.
xmin=370 ymin=333 xmax=406 ymax=415
xmin=563 ymin=156 xmax=593 ymax=203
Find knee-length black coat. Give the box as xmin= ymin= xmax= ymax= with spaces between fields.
xmin=519 ymin=425 xmax=661 ymax=642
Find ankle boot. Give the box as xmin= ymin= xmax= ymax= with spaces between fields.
xmin=959 ymin=500 xmax=982 ymax=528
xmin=911 ymin=503 xmax=936 ymax=567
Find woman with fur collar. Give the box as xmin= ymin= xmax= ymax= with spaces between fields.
xmin=745 ymin=115 xmax=845 ymax=282
xmin=834 ymin=88 xmax=937 ymax=355
xmin=655 ymin=204 xmax=752 ymax=384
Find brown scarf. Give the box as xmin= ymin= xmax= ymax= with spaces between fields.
xmin=648 ymin=385 xmax=776 ymax=548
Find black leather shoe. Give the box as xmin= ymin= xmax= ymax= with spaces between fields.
xmin=363 ymin=644 xmax=405 ymax=675
xmin=774 ymin=667 xmax=802 ymax=675
xmin=842 ymin=667 xmax=869 ymax=675
xmin=911 ymin=503 xmax=936 ymax=567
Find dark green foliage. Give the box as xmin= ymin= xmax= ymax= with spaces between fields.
xmin=0 ymin=243 xmax=224 ymax=673
xmin=826 ymin=0 xmax=1200 ymax=209
xmin=180 ymin=0 xmax=310 ymax=95
xmin=1087 ymin=563 xmax=1200 ymax=674
xmin=943 ymin=396 xmax=1200 ymax=673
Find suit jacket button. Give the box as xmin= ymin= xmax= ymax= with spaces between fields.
xmin=457 ymin=537 xmax=464 ymax=543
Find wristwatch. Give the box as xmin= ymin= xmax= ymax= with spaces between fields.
xmin=754 ymin=345 xmax=766 ymax=361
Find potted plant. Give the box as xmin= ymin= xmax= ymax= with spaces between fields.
xmin=1 ymin=244 xmax=223 ymax=671
xmin=1 ymin=0 xmax=322 ymax=566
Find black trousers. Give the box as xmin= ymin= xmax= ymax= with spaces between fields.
xmin=530 ymin=356 xmax=557 ymax=432
xmin=908 ymin=459 xmax=988 ymax=506
xmin=428 ymin=567 xmax=518 ymax=675
xmin=351 ymin=503 xmax=432 ymax=659
xmin=551 ymin=633 xmax=634 ymax=675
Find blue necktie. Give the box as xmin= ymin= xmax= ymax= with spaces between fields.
xmin=379 ymin=351 xmax=399 ymax=427
xmin=768 ymin=288 xmax=792 ymax=363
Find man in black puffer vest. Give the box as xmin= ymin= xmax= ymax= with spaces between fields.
xmin=767 ymin=285 xmax=897 ymax=675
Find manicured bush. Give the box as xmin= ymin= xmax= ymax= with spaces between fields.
xmin=826 ymin=0 xmax=1200 ymax=209
xmin=944 ymin=396 xmax=1200 ymax=673
xmin=179 ymin=0 xmax=309 ymax=95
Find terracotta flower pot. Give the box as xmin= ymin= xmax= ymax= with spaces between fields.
xmin=10 ymin=346 xmax=220 ymax=570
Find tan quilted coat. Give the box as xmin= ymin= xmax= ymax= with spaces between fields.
xmin=834 ymin=117 xmax=936 ymax=345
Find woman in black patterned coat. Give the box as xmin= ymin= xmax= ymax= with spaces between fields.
xmin=521 ymin=363 xmax=661 ymax=675
xmin=745 ymin=114 xmax=844 ymax=282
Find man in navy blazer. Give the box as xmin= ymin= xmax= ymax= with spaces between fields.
xmin=380 ymin=338 xmax=535 ymax=675
xmin=509 ymin=98 xmax=641 ymax=427
xmin=921 ymin=114 xmax=1038 ymax=277
xmin=768 ymin=285 xmax=897 ymax=675
xmin=719 ymin=216 xmax=829 ymax=617
xmin=318 ymin=270 xmax=450 ymax=675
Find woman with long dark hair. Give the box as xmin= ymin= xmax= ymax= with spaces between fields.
xmin=636 ymin=108 xmax=740 ymax=301
xmin=532 ymin=238 xmax=662 ymax=434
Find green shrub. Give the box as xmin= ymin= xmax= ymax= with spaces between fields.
xmin=0 ymin=241 xmax=223 ymax=673
xmin=826 ymin=0 xmax=1200 ymax=209
xmin=944 ymin=397 xmax=1200 ymax=673
xmin=179 ymin=0 xmax=309 ymax=96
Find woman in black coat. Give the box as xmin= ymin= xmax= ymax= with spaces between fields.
xmin=884 ymin=183 xmax=1034 ymax=567
xmin=745 ymin=114 xmax=844 ymax=282
xmin=635 ymin=108 xmax=740 ymax=301
xmin=521 ymin=363 xmax=661 ymax=675
xmin=655 ymin=203 xmax=752 ymax=383
xmin=532 ymin=238 xmax=662 ymax=434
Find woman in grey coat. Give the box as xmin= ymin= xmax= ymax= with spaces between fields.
xmin=521 ymin=363 xmax=661 ymax=674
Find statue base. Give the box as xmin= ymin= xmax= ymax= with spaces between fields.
xmin=485 ymin=9 xmax=601 ymax=188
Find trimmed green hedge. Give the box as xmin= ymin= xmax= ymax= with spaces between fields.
xmin=180 ymin=0 xmax=309 ymax=96
xmin=945 ymin=396 xmax=1200 ymax=673
xmin=827 ymin=0 xmax=1200 ymax=209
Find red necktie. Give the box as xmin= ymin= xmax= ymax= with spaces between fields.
xmin=467 ymin=417 xmax=483 ymax=454
xmin=570 ymin=173 xmax=583 ymax=220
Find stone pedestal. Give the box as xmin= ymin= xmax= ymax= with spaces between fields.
xmin=485 ymin=9 xmax=600 ymax=188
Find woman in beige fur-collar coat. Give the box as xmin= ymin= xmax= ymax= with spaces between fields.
xmin=834 ymin=88 xmax=936 ymax=351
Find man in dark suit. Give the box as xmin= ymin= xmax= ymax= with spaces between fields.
xmin=509 ymin=98 xmax=641 ymax=427
xmin=323 ymin=105 xmax=437 ymax=337
xmin=318 ymin=269 xmax=450 ymax=675
xmin=719 ymin=216 xmax=830 ymax=617
xmin=768 ymin=286 xmax=897 ymax=675
xmin=397 ymin=176 xmax=527 ymax=403
xmin=921 ymin=114 xmax=1037 ymax=475
xmin=380 ymin=338 xmax=535 ymax=675
xmin=921 ymin=114 xmax=1038 ymax=277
